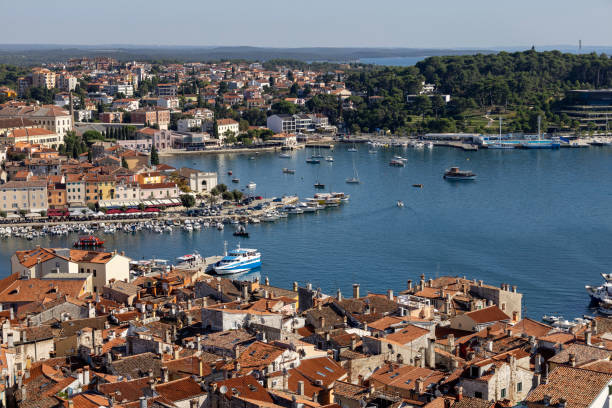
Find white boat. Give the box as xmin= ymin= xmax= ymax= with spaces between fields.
xmin=346 ymin=157 xmax=360 ymax=184
xmin=425 ymin=142 xmax=434 ymax=149
xmin=586 ymin=282 xmax=612 ymax=303
xmin=214 ymin=243 xmax=262 ymax=274
xmin=298 ymin=202 xmax=318 ymax=213
xmin=216 ymin=223 xmax=224 ymax=230
xmin=176 ymin=252 xmax=202 ymax=264
xmin=279 ymin=153 xmax=291 ymax=158
xmin=325 ymin=156 xmax=334 ymax=162
xmin=246 ymin=182 xmax=256 ymax=189
xmin=397 ymin=200 xmax=404 ymax=207
xmin=262 ymin=213 xmax=279 ymax=222
xmin=283 ymin=205 xmax=304 ymax=214
xmin=542 ymin=315 xmax=562 ymax=324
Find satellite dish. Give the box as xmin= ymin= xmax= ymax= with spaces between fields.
xmin=219 ymin=385 xmax=228 ymax=395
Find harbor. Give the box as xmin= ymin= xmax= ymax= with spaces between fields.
xmin=0 ymin=145 xmax=606 ymax=323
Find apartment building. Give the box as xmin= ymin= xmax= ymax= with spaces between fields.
xmin=216 ymin=118 xmax=239 ymax=142
xmin=131 ymin=108 xmax=171 ymax=130
xmin=0 ymin=105 xmax=73 ymax=136
xmin=0 ymin=180 xmax=48 ymax=214
xmin=56 ymin=73 xmax=78 ymax=91
xmin=102 ymin=84 xmax=134 ymax=97
xmin=31 ymin=68 xmax=56 ymax=89
xmin=3 ymin=128 xmax=61 ymax=148
xmin=66 ymin=174 xmax=86 ymax=207
xmin=156 ymin=83 xmax=178 ymax=97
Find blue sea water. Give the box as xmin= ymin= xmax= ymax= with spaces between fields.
xmin=2 ymin=146 xmax=612 ymax=320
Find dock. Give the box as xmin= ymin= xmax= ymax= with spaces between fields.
xmin=435 ymin=141 xmax=479 ymax=151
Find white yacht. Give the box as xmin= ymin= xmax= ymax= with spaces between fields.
xmin=214 ymin=243 xmax=262 ymax=274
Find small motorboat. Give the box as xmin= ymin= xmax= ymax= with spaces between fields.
xmin=397 ymin=201 xmax=404 ymax=207
xmin=542 ymin=315 xmax=562 ymax=324
xmin=348 ymin=148 xmax=358 ymax=152
xmin=176 ymin=252 xmax=202 ymax=264
xmin=390 ymin=159 xmax=405 ymax=167
xmin=282 ymin=168 xmax=295 ymax=174
xmin=74 ymin=235 xmax=105 ymax=247
xmin=232 ymin=178 xmax=240 ymax=183
xmin=314 ymin=182 xmax=325 ymax=189
xmin=412 ymin=184 xmax=423 ymax=188
xmin=246 ymin=181 xmax=256 ymax=189
xmin=233 ymin=225 xmax=249 ymax=238
xmin=279 ymin=153 xmax=291 ymax=158
xmin=228 ymin=170 xmax=233 ymax=175
xmin=325 ymin=156 xmax=334 ymax=162
xmin=249 ymin=157 xmax=256 ymax=160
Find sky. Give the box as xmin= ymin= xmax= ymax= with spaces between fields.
xmin=2 ymin=0 xmax=611 ymax=48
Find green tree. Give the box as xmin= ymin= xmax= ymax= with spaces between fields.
xmin=231 ymin=190 xmax=244 ymax=202
xmin=180 ymin=194 xmax=196 ymax=208
xmin=239 ymin=119 xmax=249 ymax=132
xmin=150 ymin=145 xmax=160 ymax=165
xmin=271 ymin=100 xmax=297 ymax=115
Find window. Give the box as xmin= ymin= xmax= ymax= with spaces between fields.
xmin=517 ymin=382 xmax=522 ymax=392
xmin=475 ymin=391 xmax=483 ymax=398
xmin=93 ymin=270 xmax=97 ymax=277
xmin=501 ymin=388 xmax=506 ymax=398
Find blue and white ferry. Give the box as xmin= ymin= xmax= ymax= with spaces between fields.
xmin=214 ymin=243 xmax=262 ymax=274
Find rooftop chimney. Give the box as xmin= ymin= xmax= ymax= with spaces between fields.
xmin=387 ymin=289 xmax=393 ymax=301
xmin=293 ymin=281 xmax=298 ymax=292
xmin=297 ymin=380 xmax=304 ymax=395
xmin=336 ymin=288 xmax=342 ymax=301
xmin=139 ymin=396 xmax=147 ymax=408
xmin=161 ymin=366 xmax=169 ymax=383
xmin=265 ymin=276 xmax=269 ymax=285
xmin=353 ymin=283 xmax=360 ymax=299
xmin=456 ymin=386 xmax=463 ymax=401
xmin=407 ymin=280 xmax=412 ymax=291
xmin=569 ymin=353 xmax=576 ymax=367
xmin=586 ymin=330 xmax=592 ymax=346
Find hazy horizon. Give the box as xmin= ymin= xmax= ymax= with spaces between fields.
xmin=2 ymin=0 xmax=611 ymax=49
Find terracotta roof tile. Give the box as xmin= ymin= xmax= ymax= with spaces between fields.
xmin=525 ymin=365 xmax=612 ymax=408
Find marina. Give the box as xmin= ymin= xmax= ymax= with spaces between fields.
xmin=0 ymin=145 xmax=611 ymax=321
